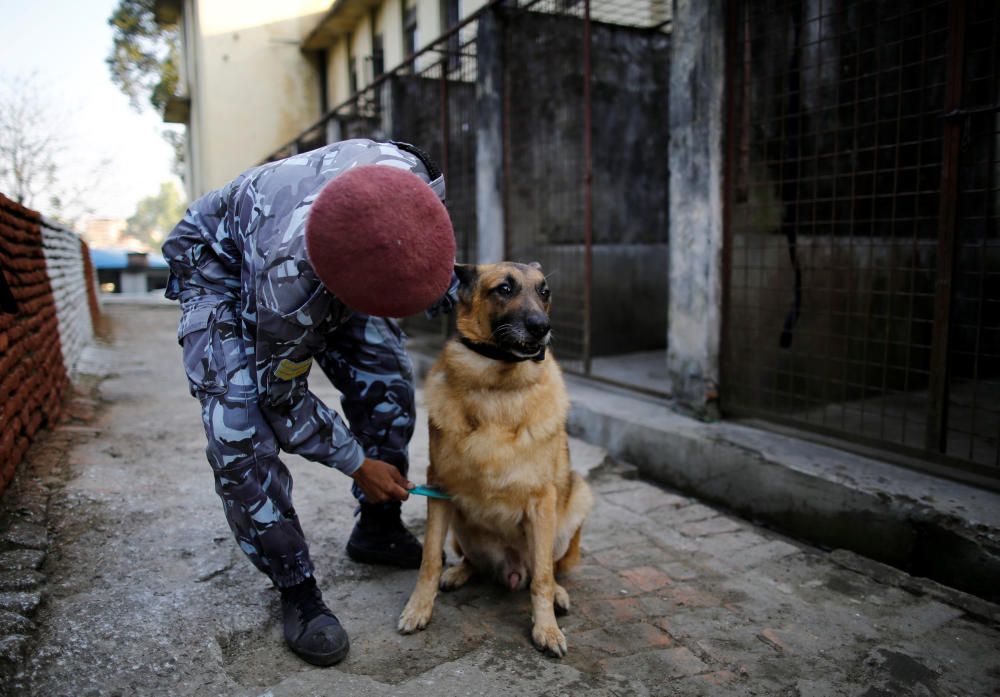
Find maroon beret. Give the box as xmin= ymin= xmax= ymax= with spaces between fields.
xmin=305 ymin=164 xmax=455 ymax=317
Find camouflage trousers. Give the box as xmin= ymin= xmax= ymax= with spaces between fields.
xmin=178 ymin=298 xmax=415 ymax=588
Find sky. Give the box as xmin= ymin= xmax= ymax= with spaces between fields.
xmin=0 ymin=0 xmax=180 ymax=221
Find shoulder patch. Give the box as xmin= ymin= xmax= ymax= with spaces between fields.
xmin=274 ymin=358 xmax=313 ymax=380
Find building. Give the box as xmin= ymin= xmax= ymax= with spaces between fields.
xmin=81 ymin=217 xmax=151 ymax=253
xmin=155 ymin=0 xmax=999 ymax=495
xmin=90 ymin=249 xmax=171 ymax=295
xmin=80 ymin=217 xmax=128 ymax=249
xmin=155 ymin=0 xmax=496 ymax=199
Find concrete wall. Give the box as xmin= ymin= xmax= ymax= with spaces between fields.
xmin=386 ymin=73 xmax=478 ymax=260
xmin=375 ymin=0 xmax=405 ymax=73
xmin=413 ymin=0 xmax=444 ymax=72
xmin=178 ymin=0 xmax=201 ymax=197
xmin=667 ymin=0 xmax=726 ymax=412
xmin=474 ymin=6 xmax=504 ymax=265
xmin=325 ymin=40 xmax=348 ymax=108
xmin=185 ymin=0 xmax=331 ymax=196
xmin=498 ymin=8 xmax=671 ymax=358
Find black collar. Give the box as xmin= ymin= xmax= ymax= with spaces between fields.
xmin=459 ymin=337 xmax=546 ymax=363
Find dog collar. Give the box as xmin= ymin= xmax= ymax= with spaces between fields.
xmin=459 ymin=337 xmax=546 ymax=363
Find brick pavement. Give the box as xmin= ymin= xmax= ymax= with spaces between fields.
xmin=4 ymin=304 xmax=1000 ymax=696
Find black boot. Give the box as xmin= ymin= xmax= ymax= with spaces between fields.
xmin=279 ymin=576 xmax=350 ymax=666
xmin=346 ymin=503 xmax=423 ymax=568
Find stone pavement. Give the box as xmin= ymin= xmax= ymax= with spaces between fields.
xmin=2 ymin=303 xmax=999 ymax=696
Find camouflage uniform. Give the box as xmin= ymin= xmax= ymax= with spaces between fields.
xmin=162 ymin=139 xmax=450 ymax=588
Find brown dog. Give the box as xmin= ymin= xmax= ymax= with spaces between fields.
xmin=397 ymin=261 xmax=593 ymax=657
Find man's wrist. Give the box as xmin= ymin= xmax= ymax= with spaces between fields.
xmin=339 ymin=442 xmax=366 ymax=478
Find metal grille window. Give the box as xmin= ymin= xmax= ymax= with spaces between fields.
xmin=404 ymin=3 xmax=418 ymax=58
xmin=369 ymin=32 xmax=386 ymax=80
xmin=724 ymin=0 xmax=1000 ymax=485
xmin=268 ymin=0 xmax=672 ymax=395
xmin=503 ymin=0 xmax=671 ymax=389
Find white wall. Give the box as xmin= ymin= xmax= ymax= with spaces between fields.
xmin=40 ymin=220 xmax=95 ymax=378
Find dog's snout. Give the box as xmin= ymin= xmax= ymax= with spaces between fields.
xmin=524 ymin=314 xmax=550 ymax=339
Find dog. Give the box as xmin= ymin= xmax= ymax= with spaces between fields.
xmin=397 ymin=261 xmax=593 ymax=657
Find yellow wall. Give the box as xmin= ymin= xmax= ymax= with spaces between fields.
xmin=188 ymin=0 xmax=331 ymax=195
xmin=326 ymin=39 xmax=351 ymax=107
xmin=414 ymin=0 xmax=443 ymax=72
xmin=349 ymin=14 xmax=373 ymax=86
xmin=463 ymin=0 xmax=489 ymax=18
xmin=375 ymin=0 xmax=405 ymax=72
xmin=180 ymin=0 xmax=508 ymax=198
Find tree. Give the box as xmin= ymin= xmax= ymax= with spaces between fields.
xmin=107 ymin=0 xmax=179 ymax=113
xmin=107 ymin=0 xmax=185 ymax=178
xmin=125 ymin=180 xmax=187 ymax=248
xmin=0 ymin=73 xmax=109 ymax=227
xmin=0 ymin=74 xmax=56 ymax=206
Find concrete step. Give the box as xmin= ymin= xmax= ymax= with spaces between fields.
xmin=562 ymin=374 xmax=1000 ymax=603
xmin=568 ymin=437 xmax=611 ymax=479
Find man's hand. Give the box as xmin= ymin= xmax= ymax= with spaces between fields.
xmin=351 ymin=458 xmax=413 ymax=503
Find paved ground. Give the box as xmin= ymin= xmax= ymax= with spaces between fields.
xmin=3 ymin=303 xmax=1000 ymax=696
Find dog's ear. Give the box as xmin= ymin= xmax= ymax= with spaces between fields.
xmin=454 ymin=263 xmax=478 ymax=302
xmin=528 ymin=261 xmax=543 ymax=271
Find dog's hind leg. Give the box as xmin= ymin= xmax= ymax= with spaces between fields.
xmin=555 ymin=526 xmax=582 ymax=576
xmin=554 ymin=473 xmax=592 ymax=576
xmin=440 ymin=558 xmax=475 ymax=591
xmin=553 ymin=583 xmax=570 ymax=615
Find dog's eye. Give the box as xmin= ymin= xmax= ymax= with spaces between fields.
xmin=539 ymin=286 xmax=551 ymax=299
xmin=496 ymin=283 xmax=513 ymax=296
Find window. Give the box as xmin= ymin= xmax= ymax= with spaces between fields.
xmin=404 ymin=4 xmax=418 ymax=58
xmin=348 ymin=41 xmax=358 ymax=95
xmin=371 ymin=32 xmax=385 ymax=78
xmin=442 ymin=0 xmax=460 ymax=73
xmin=442 ymin=0 xmax=459 ymax=29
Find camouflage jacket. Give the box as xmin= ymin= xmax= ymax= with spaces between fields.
xmin=162 ymin=139 xmax=451 ymax=474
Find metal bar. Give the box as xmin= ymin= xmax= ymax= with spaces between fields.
xmin=926 ymin=0 xmax=967 ymax=452
xmin=440 ymin=57 xmax=451 ymax=342
xmin=582 ymin=0 xmax=593 ymax=375
xmin=964 ymin=5 xmax=999 ymax=465
xmin=940 ymin=103 xmax=1000 ymax=118
xmin=857 ymin=1 xmax=883 ymax=438
xmin=719 ymin=0 xmax=740 ymax=412
xmin=877 ymin=33 xmax=907 ymax=440
xmin=262 ymin=0 xmax=505 ymax=163
xmin=900 ymin=2 xmax=931 ymax=449
xmin=501 ymin=13 xmax=511 ymax=261
xmin=439 ymin=59 xmax=450 ymax=183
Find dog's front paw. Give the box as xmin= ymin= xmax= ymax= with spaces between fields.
xmin=398 ymin=595 xmax=435 ymax=634
xmin=532 ymin=622 xmax=568 ymax=657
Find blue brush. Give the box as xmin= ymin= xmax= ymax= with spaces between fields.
xmin=409 ymin=485 xmax=452 ymax=500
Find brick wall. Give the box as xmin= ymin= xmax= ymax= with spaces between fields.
xmin=0 ymin=193 xmax=100 ymax=493
xmin=80 ymin=237 xmax=101 ymax=334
